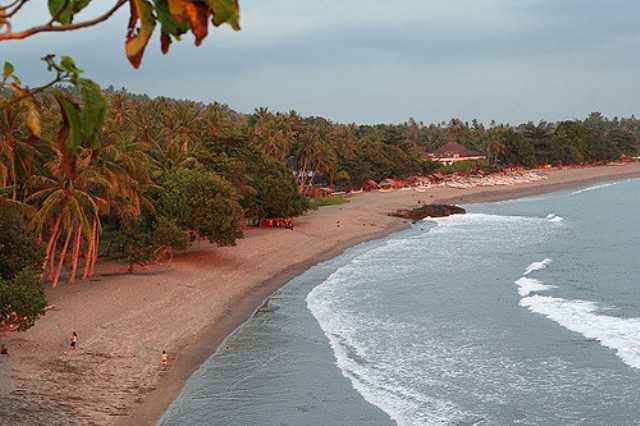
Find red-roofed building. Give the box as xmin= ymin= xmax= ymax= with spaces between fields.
xmin=428 ymin=142 xmax=486 ymax=165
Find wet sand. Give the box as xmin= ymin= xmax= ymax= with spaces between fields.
xmin=1 ymin=162 xmax=639 ymax=426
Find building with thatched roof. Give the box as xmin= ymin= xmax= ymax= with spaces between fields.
xmin=428 ymin=142 xmax=486 ymax=165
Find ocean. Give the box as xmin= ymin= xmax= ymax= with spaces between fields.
xmin=160 ymin=178 xmax=640 ymax=426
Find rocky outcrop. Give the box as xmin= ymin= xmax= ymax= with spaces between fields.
xmin=389 ymin=204 xmax=466 ymax=222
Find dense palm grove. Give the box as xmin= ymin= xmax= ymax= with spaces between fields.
xmin=1 ymin=84 xmax=639 ymax=329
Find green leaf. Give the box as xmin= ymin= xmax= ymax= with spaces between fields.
xmin=60 ymin=56 xmax=84 ymax=76
xmin=77 ymin=78 xmax=106 ymax=148
xmin=206 ymin=0 xmax=240 ymax=30
xmin=2 ymin=62 xmax=14 ymax=78
xmin=48 ymin=0 xmax=74 ymax=24
xmin=126 ymin=0 xmax=157 ymax=69
xmin=54 ymin=93 xmax=82 ymax=154
xmin=72 ymin=0 xmax=91 ymax=14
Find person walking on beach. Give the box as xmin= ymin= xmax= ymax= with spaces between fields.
xmin=70 ymin=331 xmax=78 ymax=349
xmin=161 ymin=350 xmax=168 ymax=366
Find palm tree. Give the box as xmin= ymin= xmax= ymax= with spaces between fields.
xmin=159 ymin=99 xmax=204 ymax=156
xmin=0 ymin=103 xmax=41 ymax=200
xmin=251 ymin=108 xmax=299 ymax=162
xmin=27 ymin=139 xmax=112 ymax=286
xmin=485 ymin=127 xmax=508 ymax=166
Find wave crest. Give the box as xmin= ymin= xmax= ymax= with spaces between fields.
xmin=571 ymin=183 xmax=615 ymax=195
xmin=546 ymin=214 xmax=564 ymax=223
xmin=524 ymin=258 xmax=552 ymax=276
xmin=520 ymin=295 xmax=640 ymax=369
xmin=516 ymin=258 xmax=640 ymax=370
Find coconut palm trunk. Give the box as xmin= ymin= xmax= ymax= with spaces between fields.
xmin=44 ymin=215 xmax=63 ymax=273
xmin=52 ymin=224 xmax=74 ymax=288
xmin=89 ymin=222 xmax=99 ymax=276
xmin=82 ymin=220 xmax=97 ymax=280
xmin=69 ymin=223 xmax=83 ymax=284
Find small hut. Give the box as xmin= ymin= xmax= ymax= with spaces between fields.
xmin=379 ymin=178 xmax=396 ymax=189
xmin=362 ymin=180 xmax=379 ymax=192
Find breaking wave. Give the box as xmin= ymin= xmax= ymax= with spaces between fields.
xmin=524 ymin=258 xmax=552 ymax=276
xmin=546 ymin=213 xmax=564 ymax=223
xmin=306 ymin=242 xmax=469 ymax=425
xmin=520 ymin=296 xmax=640 ymax=369
xmin=571 ymin=183 xmax=615 ymax=195
xmin=306 ymin=214 xmax=562 ymax=425
xmin=515 ymin=277 xmax=557 ymax=297
xmin=516 ymin=260 xmax=640 ymax=369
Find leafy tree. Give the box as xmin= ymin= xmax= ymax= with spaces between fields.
xmin=109 ymin=216 xmax=150 ymax=272
xmin=152 ymin=217 xmax=189 ymax=253
xmin=0 ymin=268 xmax=47 ymax=331
xmin=499 ymin=130 xmax=536 ymax=166
xmin=109 ymin=215 xmax=189 ymax=272
xmin=522 ymin=121 xmax=553 ymax=165
xmin=583 ymin=128 xmax=617 ymax=162
xmin=0 ymin=201 xmax=46 ymax=331
xmin=609 ymin=128 xmax=637 ymax=156
xmin=157 ymin=168 xmax=242 ymax=245
xmin=334 ymin=170 xmax=352 ymax=190
xmin=0 ymin=201 xmax=45 ymax=280
xmin=246 ymin=158 xmax=309 ymax=221
xmin=552 ymin=121 xmax=588 ymax=164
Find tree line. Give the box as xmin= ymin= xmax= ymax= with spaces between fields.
xmin=2 ymin=79 xmax=639 ymax=330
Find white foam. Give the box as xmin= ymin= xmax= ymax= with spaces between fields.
xmin=515 ymin=277 xmax=557 ymax=297
xmin=429 ymin=212 xmax=537 ymax=226
xmin=307 ymin=276 xmax=465 ymax=425
xmin=524 ymin=258 xmax=552 ymax=276
xmin=571 ymin=183 xmax=615 ymax=195
xmin=516 ymin=258 xmax=640 ymax=370
xmin=546 ymin=214 xmax=564 ymax=223
xmin=520 ymin=295 xmax=640 ymax=369
xmin=306 ymin=215 xmax=563 ymax=425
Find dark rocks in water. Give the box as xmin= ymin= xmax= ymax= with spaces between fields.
xmin=389 ymin=204 xmax=466 ymax=222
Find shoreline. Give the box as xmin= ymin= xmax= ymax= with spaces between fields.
xmin=135 ymin=163 xmax=640 ymax=426
xmin=2 ymin=163 xmax=640 ymax=426
xmin=121 ymin=225 xmax=402 ymax=426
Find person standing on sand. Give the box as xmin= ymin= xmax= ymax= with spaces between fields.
xmin=161 ymin=350 xmax=168 ymax=366
xmin=70 ymin=331 xmax=78 ymax=349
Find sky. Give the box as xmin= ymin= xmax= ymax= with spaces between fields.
xmin=3 ymin=0 xmax=640 ymax=124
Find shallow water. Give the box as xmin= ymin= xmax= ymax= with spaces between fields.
xmin=161 ymin=178 xmax=640 ymax=425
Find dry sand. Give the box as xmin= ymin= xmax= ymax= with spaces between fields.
xmin=1 ymin=163 xmax=639 ymax=426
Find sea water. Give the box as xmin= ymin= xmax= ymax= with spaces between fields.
xmin=161 ymin=178 xmax=640 ymax=425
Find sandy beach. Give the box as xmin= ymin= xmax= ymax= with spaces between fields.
xmin=1 ymin=162 xmax=639 ymax=426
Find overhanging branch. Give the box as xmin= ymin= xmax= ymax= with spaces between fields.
xmin=0 ymin=0 xmax=127 ymax=41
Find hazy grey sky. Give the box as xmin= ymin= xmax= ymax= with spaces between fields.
xmin=3 ymin=0 xmax=639 ymax=124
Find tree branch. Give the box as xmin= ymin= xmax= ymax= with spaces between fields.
xmin=1 ymin=76 xmax=63 ymax=110
xmin=0 ymin=0 xmax=127 ymax=41
xmin=3 ymin=0 xmax=30 ymax=19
